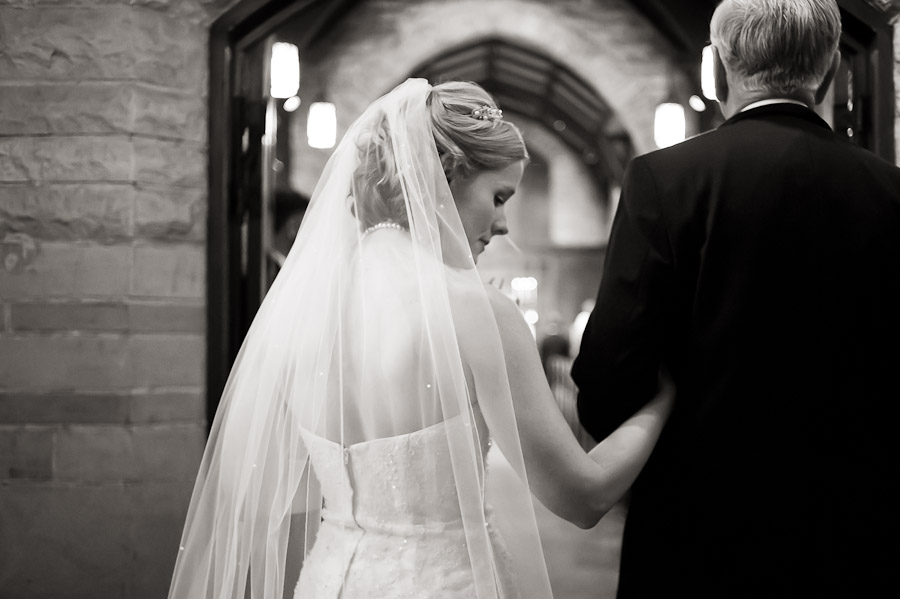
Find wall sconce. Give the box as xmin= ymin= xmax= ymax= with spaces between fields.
xmin=689 ymin=95 xmax=707 ymax=112
xmin=701 ymin=45 xmax=717 ymax=101
xmin=270 ymin=42 xmax=300 ymax=99
xmin=654 ymin=102 xmax=686 ymax=149
xmin=307 ymin=102 xmax=336 ymax=149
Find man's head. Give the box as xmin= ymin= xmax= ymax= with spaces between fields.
xmin=709 ymin=0 xmax=842 ymax=117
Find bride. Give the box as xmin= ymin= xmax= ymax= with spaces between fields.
xmin=168 ymin=78 xmax=672 ymax=599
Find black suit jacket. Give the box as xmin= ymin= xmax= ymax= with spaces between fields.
xmin=572 ymin=104 xmax=900 ymax=598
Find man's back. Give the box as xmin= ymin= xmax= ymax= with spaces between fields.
xmin=577 ymin=104 xmax=900 ymax=597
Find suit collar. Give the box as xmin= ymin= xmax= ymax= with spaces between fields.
xmin=718 ymin=102 xmax=833 ymax=132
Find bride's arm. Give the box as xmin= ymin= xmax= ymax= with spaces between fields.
xmin=486 ymin=286 xmax=673 ymax=529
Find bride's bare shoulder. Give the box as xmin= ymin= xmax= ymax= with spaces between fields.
xmin=483 ymin=284 xmax=529 ymax=335
xmin=444 ymin=275 xmax=525 ymax=335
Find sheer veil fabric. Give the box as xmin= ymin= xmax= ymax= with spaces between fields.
xmin=169 ymin=79 xmax=554 ymax=598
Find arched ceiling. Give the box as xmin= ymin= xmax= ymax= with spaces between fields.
xmin=411 ymin=39 xmax=634 ymax=186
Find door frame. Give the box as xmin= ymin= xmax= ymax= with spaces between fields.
xmin=206 ymin=0 xmax=359 ymax=422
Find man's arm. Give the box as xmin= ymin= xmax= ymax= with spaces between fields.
xmin=572 ymin=156 xmax=675 ymax=442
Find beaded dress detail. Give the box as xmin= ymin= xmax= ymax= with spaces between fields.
xmin=294 ymin=410 xmax=518 ymax=599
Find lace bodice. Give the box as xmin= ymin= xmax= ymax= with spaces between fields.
xmin=302 ymin=418 xmax=488 ymax=531
xmin=294 ymin=414 xmax=517 ymax=599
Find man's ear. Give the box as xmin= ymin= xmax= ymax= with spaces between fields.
xmin=814 ymin=51 xmax=840 ymax=105
xmin=713 ymin=46 xmax=729 ymax=105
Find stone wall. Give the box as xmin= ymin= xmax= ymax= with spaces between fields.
xmin=0 ymin=1 xmax=232 ymax=597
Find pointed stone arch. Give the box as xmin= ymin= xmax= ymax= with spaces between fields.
xmin=410 ymin=37 xmax=635 ymax=188
xmin=306 ymin=0 xmax=681 ymax=155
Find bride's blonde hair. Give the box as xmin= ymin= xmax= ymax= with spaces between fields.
xmin=352 ymin=80 xmax=527 ymax=230
xmin=428 ymin=81 xmax=528 ymax=181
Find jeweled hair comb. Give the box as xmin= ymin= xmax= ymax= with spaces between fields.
xmin=471 ymin=106 xmax=503 ymax=122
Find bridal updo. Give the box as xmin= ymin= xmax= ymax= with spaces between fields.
xmin=351 ymin=80 xmax=527 ymax=231
xmin=427 ymin=81 xmax=528 ymax=182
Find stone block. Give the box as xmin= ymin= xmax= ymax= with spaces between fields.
xmin=53 ymin=423 xmax=204 ymax=482
xmin=134 ymin=186 xmax=206 ymax=242
xmin=0 ymin=81 xmax=206 ymax=142
xmin=128 ymin=301 xmax=205 ymax=333
xmin=11 ymin=300 xmax=130 ymax=331
xmin=0 ymin=427 xmax=55 ymax=480
xmin=129 ymin=333 xmax=205 ymax=387
xmin=0 ymin=242 xmax=132 ymax=299
xmin=0 ymin=391 xmax=132 ymax=424
xmin=0 ymin=335 xmax=132 ymax=389
xmin=131 ymin=243 xmax=205 ymax=299
xmin=0 ymin=482 xmax=131 ymax=598
xmin=53 ymin=424 xmax=135 ymax=481
xmin=24 ymin=0 xmax=218 ymax=24
xmin=0 ymin=390 xmax=205 ymax=425
xmin=133 ymin=137 xmax=206 ymax=188
xmin=0 ymin=82 xmax=134 ymax=136
xmin=9 ymin=300 xmax=205 ymax=333
xmin=0 ymin=136 xmax=133 ymax=183
xmin=128 ymin=390 xmax=205 ymax=424
xmin=130 ymin=9 xmax=209 ymax=92
xmin=0 ymin=183 xmax=134 ymax=242
xmin=132 ymin=85 xmax=207 ymax=143
xmin=132 ymin=423 xmax=205 ymax=481
xmin=0 ymin=333 xmax=204 ymax=389
xmin=0 ymin=6 xmax=208 ymax=91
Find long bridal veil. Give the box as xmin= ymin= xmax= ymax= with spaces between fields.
xmin=168 ymin=78 xmax=554 ymax=599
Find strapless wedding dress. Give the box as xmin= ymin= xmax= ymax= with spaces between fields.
xmin=294 ymin=417 xmax=519 ymax=599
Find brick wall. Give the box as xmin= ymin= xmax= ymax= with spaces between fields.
xmin=0 ymin=1 xmax=232 ymax=597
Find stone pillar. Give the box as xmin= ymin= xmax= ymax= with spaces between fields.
xmin=0 ymin=2 xmax=230 ymax=597
xmin=896 ymin=19 xmax=900 ymax=166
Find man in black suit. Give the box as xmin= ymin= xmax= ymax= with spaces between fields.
xmin=572 ymin=1 xmax=900 ymax=596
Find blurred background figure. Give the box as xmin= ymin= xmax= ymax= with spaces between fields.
xmin=539 ymin=311 xmax=570 ymax=376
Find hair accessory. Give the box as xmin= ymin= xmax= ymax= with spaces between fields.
xmin=471 ymin=106 xmax=503 ymax=122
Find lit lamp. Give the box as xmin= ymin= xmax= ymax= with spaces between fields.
xmin=689 ymin=95 xmax=707 ymax=112
xmin=283 ymin=96 xmax=302 ymax=113
xmin=307 ymin=102 xmax=336 ymax=149
xmin=270 ymin=42 xmax=300 ymax=99
xmin=654 ymin=101 xmax=686 ymax=149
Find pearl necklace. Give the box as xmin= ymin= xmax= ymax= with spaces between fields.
xmin=362 ymin=221 xmax=406 ymax=237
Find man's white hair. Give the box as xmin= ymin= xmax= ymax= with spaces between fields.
xmin=710 ymin=0 xmax=841 ymax=95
